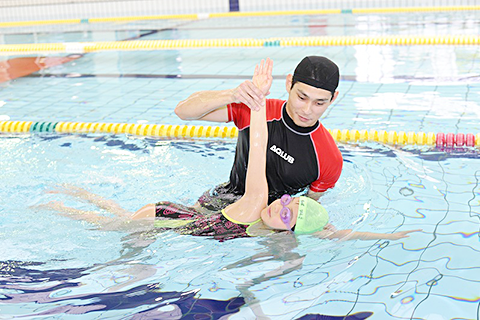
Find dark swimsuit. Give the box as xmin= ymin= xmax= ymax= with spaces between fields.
xmin=154 ymin=201 xmax=260 ymax=241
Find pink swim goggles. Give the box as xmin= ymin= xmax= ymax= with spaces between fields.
xmin=280 ymin=194 xmax=293 ymax=231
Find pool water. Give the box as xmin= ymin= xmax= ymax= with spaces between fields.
xmin=1 ymin=10 xmax=480 ymax=320
xmin=0 ymin=134 xmax=479 ymax=319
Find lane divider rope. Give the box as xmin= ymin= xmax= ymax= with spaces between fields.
xmin=1 ymin=120 xmax=479 ymax=147
xmin=1 ymin=35 xmax=480 ymax=54
xmin=0 ymin=6 xmax=479 ymax=28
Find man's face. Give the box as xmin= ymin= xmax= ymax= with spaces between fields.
xmin=285 ymin=78 xmax=338 ymax=127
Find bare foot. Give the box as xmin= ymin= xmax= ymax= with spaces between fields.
xmin=35 ymin=200 xmax=68 ymax=212
xmin=45 ymin=184 xmax=88 ymax=197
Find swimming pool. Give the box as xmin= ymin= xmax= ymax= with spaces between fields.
xmin=1 ymin=8 xmax=480 ymax=320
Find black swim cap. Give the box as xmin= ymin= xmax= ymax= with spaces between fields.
xmin=292 ymin=56 xmax=339 ymax=94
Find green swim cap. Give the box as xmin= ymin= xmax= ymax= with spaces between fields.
xmin=295 ymin=196 xmax=329 ymax=234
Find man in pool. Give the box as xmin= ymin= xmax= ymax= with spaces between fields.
xmin=43 ymin=59 xmax=419 ymax=242
xmin=174 ymin=55 xmax=342 ymax=209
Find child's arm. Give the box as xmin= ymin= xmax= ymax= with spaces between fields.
xmin=224 ymin=59 xmax=273 ymax=222
xmin=315 ymin=228 xmax=422 ymax=241
xmin=244 ymin=59 xmax=272 ymax=198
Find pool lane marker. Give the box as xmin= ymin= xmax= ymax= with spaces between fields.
xmin=1 ymin=35 xmax=480 ymax=54
xmin=0 ymin=121 xmax=479 ymax=147
xmin=328 ymin=129 xmax=479 ymax=147
xmin=1 ymin=6 xmax=479 ymax=29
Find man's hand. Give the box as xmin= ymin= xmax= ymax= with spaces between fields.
xmin=232 ymin=58 xmax=273 ymax=111
xmin=306 ymin=189 xmax=324 ymax=201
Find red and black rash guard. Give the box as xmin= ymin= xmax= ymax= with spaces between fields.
xmin=225 ymin=99 xmax=343 ymax=203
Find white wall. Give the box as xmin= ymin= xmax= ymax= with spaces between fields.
xmin=0 ymin=0 xmax=228 ymax=22
xmin=240 ymin=0 xmax=478 ymax=11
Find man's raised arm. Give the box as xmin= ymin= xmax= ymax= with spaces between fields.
xmin=174 ymin=77 xmax=268 ymax=122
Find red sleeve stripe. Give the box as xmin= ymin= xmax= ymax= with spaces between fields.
xmin=267 ymin=99 xmax=284 ymax=122
xmin=308 ymin=125 xmax=342 ymax=193
xmin=310 ymin=183 xmax=326 ymax=193
xmin=227 ymin=104 xmax=233 ymax=122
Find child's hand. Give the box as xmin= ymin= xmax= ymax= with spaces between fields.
xmin=388 ymin=229 xmax=422 ymax=240
xmin=252 ymin=58 xmax=273 ymax=105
